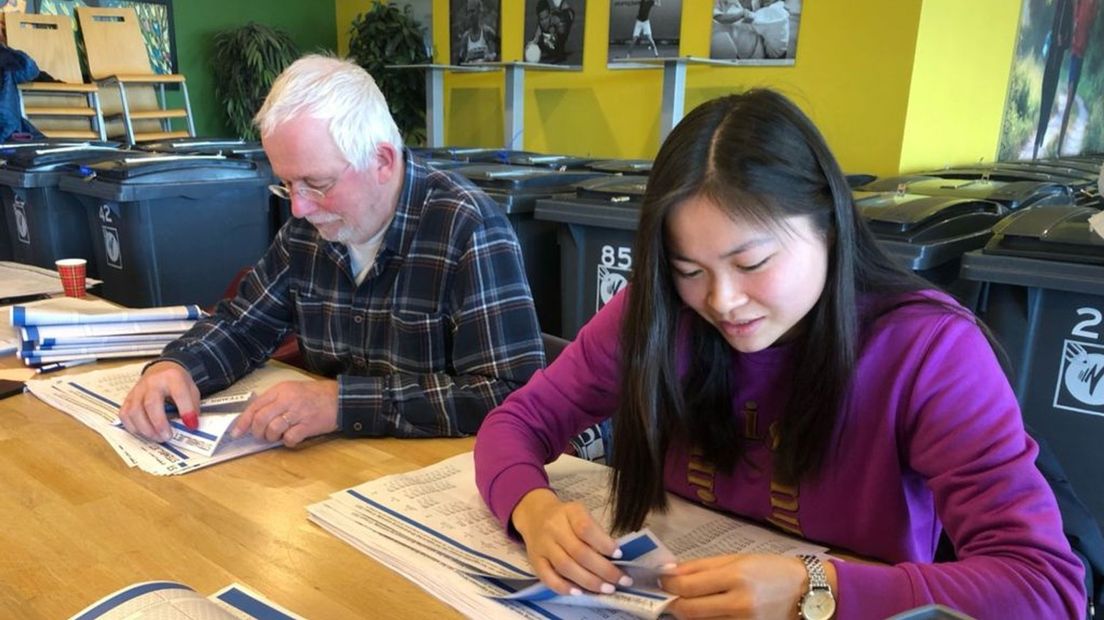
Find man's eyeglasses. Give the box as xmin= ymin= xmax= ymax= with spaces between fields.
xmin=268 ymin=163 xmax=351 ymax=201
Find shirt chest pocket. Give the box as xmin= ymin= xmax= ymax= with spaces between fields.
xmin=292 ymin=292 xmax=354 ymax=358
xmin=388 ymin=310 xmax=450 ymax=373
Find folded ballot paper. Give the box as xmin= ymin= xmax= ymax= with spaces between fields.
xmin=307 ymin=452 xmax=829 ymax=620
xmin=25 ymin=361 xmax=315 ymax=475
xmin=10 ymin=297 xmax=203 ymax=365
xmin=69 ymin=580 xmax=303 ymax=620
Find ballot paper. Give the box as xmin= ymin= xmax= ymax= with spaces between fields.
xmin=69 ymin=580 xmax=303 ymax=620
xmin=25 ymin=361 xmax=314 ymax=475
xmin=2 ymin=297 xmax=123 ymax=357
xmin=307 ymin=452 xmax=829 ymax=620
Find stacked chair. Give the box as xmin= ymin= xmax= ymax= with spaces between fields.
xmin=8 ymin=12 xmax=106 ymax=140
xmin=75 ymin=6 xmax=194 ymax=144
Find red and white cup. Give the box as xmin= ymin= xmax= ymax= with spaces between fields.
xmin=55 ymin=258 xmax=87 ymax=298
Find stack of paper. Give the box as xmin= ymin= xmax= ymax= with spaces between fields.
xmin=307 ymin=452 xmax=829 ymax=620
xmin=25 ymin=361 xmax=315 ymax=475
xmin=10 ymin=298 xmax=203 ymax=365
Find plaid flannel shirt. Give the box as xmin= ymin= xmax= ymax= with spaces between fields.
xmin=159 ymin=151 xmax=545 ymax=437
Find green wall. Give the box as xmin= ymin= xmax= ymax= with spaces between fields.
xmin=169 ymin=0 xmax=337 ymax=137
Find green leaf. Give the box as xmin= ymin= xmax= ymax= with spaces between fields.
xmin=209 ymin=21 xmax=300 ymax=139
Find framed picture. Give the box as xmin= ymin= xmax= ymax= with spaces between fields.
xmin=37 ymin=0 xmax=177 ymax=74
xmin=998 ymin=0 xmax=1103 ymax=160
xmin=710 ymin=0 xmax=802 ymax=66
xmin=450 ymin=0 xmax=501 ymax=65
xmin=607 ymin=0 xmax=681 ymax=63
xmin=523 ymin=0 xmax=586 ymax=66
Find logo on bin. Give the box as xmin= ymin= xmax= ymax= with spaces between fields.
xmin=596 ymin=265 xmax=629 ymax=311
xmin=102 ymin=225 xmax=123 ymax=270
xmin=1054 ymin=340 xmax=1104 ymax=417
xmin=596 ymin=244 xmax=633 ymax=313
xmin=13 ymin=196 xmax=29 ymax=244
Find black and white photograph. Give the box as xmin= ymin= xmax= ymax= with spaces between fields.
xmin=607 ymin=0 xmax=681 ymax=62
xmin=450 ymin=0 xmax=501 ymax=65
xmin=523 ymin=0 xmax=586 ymax=66
xmin=710 ymin=0 xmax=802 ymax=65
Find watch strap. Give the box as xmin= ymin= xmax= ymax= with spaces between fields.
xmin=800 ymin=554 xmax=830 ymax=591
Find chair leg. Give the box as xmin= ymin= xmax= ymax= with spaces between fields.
xmin=157 ymin=83 xmax=168 ymax=133
xmin=117 ymin=82 xmax=135 ymax=145
xmin=89 ymin=90 xmax=107 ymax=142
xmin=180 ymin=81 xmax=196 ymax=137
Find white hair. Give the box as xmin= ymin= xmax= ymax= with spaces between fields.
xmin=254 ymin=54 xmax=403 ymax=169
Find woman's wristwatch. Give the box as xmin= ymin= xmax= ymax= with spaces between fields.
xmin=798 ymin=554 xmax=836 ymax=619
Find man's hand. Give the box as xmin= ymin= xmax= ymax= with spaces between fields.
xmin=230 ymin=379 xmax=339 ymax=447
xmin=118 ymin=361 xmax=200 ymax=442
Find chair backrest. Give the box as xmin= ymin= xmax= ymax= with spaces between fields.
xmin=5 ymin=12 xmax=83 ymax=84
xmin=75 ymin=7 xmax=152 ymax=79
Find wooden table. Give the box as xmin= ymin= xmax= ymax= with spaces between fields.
xmin=0 ymin=361 xmax=475 ymax=619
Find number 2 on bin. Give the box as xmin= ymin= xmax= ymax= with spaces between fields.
xmin=1072 ymin=308 xmax=1103 ymax=340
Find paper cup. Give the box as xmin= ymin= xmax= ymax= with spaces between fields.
xmin=56 ymin=258 xmax=87 ymax=298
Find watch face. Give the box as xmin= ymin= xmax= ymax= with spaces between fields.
xmin=801 ymin=589 xmax=836 ymax=620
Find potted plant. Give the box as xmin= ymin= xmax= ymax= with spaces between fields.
xmin=211 ymin=22 xmax=300 ymax=141
xmin=348 ymin=2 xmax=431 ymax=145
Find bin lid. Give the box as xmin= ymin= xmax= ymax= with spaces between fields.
xmin=135 ymin=138 xmax=267 ymax=160
xmin=960 ymin=204 xmax=1104 ymax=294
xmin=927 ymin=165 xmax=1096 ymax=188
xmin=425 ymin=158 xmax=469 ymax=170
xmin=413 ymin=146 xmax=501 ymax=161
xmin=452 ymin=164 xmax=603 ymax=193
xmin=1006 ymin=159 xmax=1104 ymax=176
xmin=500 ymin=153 xmax=595 ymax=170
xmin=73 ymin=152 xmax=262 ymax=183
xmin=534 ymin=195 xmax=641 ymax=231
xmin=858 ymin=192 xmax=1006 ymax=239
xmin=858 ymin=192 xmax=1006 ymax=269
xmin=981 ymin=204 xmax=1104 ymax=265
xmin=573 ymin=175 xmax=648 ymax=203
xmin=0 ymin=142 xmax=123 ymax=169
xmin=845 ymin=173 xmax=878 ymax=189
xmin=586 ymin=159 xmax=653 ymax=175
xmin=859 ymin=175 xmax=1071 ymax=210
xmin=0 ymin=138 xmax=120 ymax=150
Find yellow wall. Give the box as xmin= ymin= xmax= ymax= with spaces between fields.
xmin=898 ymin=0 xmax=1020 ymax=173
xmin=335 ymin=1 xmax=1019 ymax=178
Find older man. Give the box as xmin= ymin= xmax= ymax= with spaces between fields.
xmin=119 ymin=55 xmax=544 ymax=446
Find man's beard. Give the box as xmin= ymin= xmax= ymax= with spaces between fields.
xmin=308 ymin=214 xmax=353 ymax=243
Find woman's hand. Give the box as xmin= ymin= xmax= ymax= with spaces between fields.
xmin=663 ymin=553 xmax=829 ymax=619
xmin=511 ymin=488 xmax=630 ymax=595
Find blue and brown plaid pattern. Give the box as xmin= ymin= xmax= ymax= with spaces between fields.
xmin=159 ymin=151 xmax=545 ymax=437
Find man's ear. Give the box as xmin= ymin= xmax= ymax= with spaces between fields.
xmin=374 ymin=143 xmax=401 ymax=184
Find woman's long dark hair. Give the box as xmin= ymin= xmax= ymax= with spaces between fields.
xmin=610 ymin=90 xmax=934 ymax=533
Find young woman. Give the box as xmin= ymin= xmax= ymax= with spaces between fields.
xmin=474 ymin=90 xmax=1086 ymax=619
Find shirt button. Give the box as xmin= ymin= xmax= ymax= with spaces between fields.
xmin=353 ymin=422 xmax=363 ymax=431
xmin=353 ymin=316 xmax=363 ymax=324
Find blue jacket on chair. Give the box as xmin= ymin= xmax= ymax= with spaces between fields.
xmin=0 ymin=44 xmax=45 ymax=140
